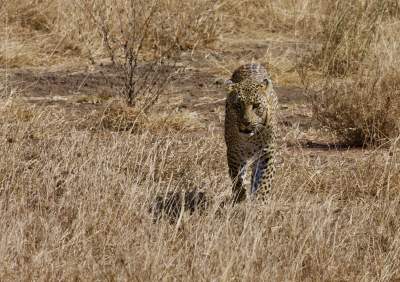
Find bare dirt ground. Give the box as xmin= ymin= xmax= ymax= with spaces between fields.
xmin=8 ymin=32 xmax=316 ymax=141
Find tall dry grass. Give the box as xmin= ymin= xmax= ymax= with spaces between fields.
xmin=0 ymin=101 xmax=400 ymax=280
xmin=2 ymin=0 xmax=400 ymax=280
xmin=222 ymin=0 xmax=326 ymax=37
xmin=1 ymin=0 xmax=333 ymax=68
xmin=299 ymin=0 xmax=400 ymax=146
xmin=1 ymin=0 xmax=223 ymax=68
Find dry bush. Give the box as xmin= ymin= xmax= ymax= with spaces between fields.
xmin=1 ymin=102 xmax=400 ymax=280
xmin=307 ymin=68 xmax=400 ymax=146
xmin=68 ymin=0 xmax=224 ymax=108
xmin=299 ymin=0 xmax=400 ymax=146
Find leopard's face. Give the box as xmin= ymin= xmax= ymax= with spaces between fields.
xmin=227 ymin=79 xmax=271 ymax=137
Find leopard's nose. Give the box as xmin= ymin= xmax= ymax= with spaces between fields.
xmin=242 ymin=120 xmax=251 ymax=126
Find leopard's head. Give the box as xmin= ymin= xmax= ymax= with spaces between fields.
xmin=226 ymin=78 xmax=273 ymax=137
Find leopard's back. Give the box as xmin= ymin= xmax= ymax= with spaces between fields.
xmin=230 ymin=63 xmax=269 ymax=83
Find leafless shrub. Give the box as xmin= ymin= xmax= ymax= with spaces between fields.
xmin=65 ymin=0 xmax=222 ymax=110
xmin=299 ymin=0 xmax=400 ymax=146
xmin=70 ymin=0 xmax=170 ymax=110
xmin=305 ymin=69 xmax=400 ymax=146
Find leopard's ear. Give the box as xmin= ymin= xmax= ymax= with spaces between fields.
xmin=261 ymin=78 xmax=273 ymax=94
xmin=225 ymin=79 xmax=234 ymax=92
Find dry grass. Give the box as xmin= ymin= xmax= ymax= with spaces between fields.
xmin=1 ymin=101 xmax=400 ymax=280
xmin=1 ymin=0 xmax=223 ymax=68
xmin=83 ymin=99 xmax=205 ymax=133
xmin=222 ymin=0 xmax=326 ymax=37
xmin=299 ymin=0 xmax=400 ymax=146
xmin=2 ymin=0 xmax=400 ymax=280
xmin=306 ymin=69 xmax=400 ymax=146
xmin=0 ymin=0 xmax=331 ymax=68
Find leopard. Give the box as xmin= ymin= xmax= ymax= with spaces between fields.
xmin=224 ymin=63 xmax=278 ymax=204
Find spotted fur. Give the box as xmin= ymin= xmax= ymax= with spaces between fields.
xmin=224 ymin=64 xmax=278 ymax=203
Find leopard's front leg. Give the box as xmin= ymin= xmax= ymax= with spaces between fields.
xmin=227 ymin=151 xmax=248 ymax=204
xmin=251 ymin=150 xmax=275 ymax=200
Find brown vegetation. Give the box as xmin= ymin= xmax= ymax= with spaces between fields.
xmin=1 ymin=0 xmax=400 ymax=280
xmin=300 ymin=0 xmax=400 ymax=146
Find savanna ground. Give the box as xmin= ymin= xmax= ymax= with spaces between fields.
xmin=1 ymin=0 xmax=400 ymax=281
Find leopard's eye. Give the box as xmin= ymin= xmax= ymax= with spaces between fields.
xmin=253 ymin=103 xmax=260 ymax=109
